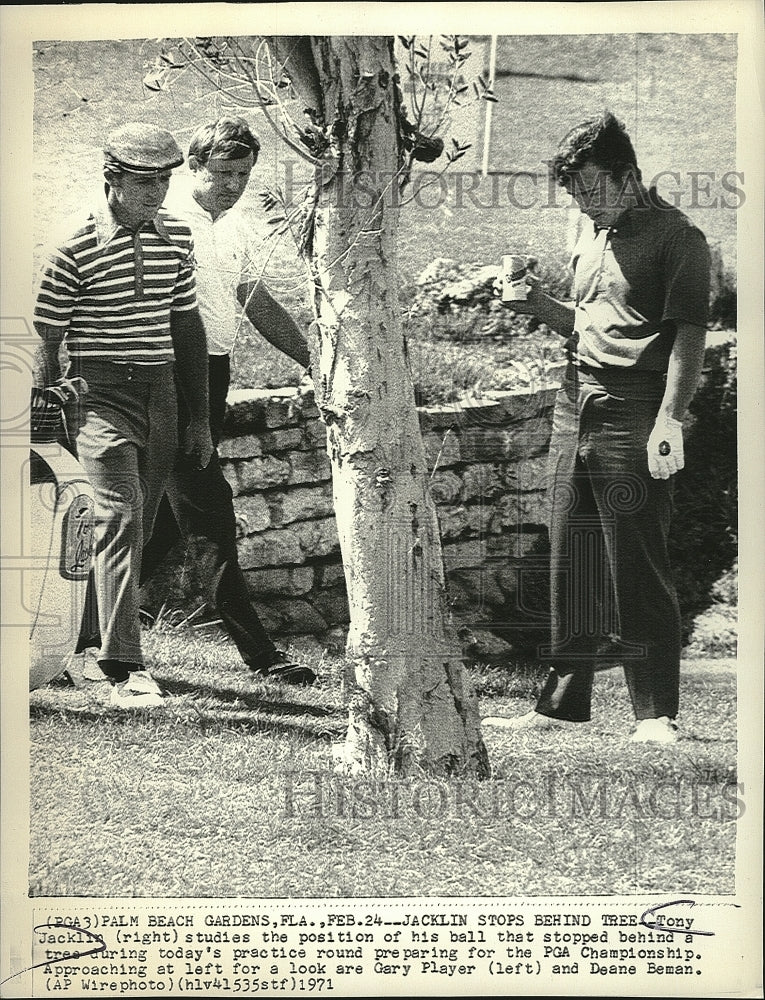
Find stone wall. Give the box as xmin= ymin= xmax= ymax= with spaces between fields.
xmin=140 ymin=338 xmax=736 ymax=657
xmin=210 ymin=379 xmax=560 ymax=647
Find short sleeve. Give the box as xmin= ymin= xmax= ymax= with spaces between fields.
xmin=34 ymin=244 xmax=80 ymax=330
xmin=662 ymin=226 xmax=711 ymax=329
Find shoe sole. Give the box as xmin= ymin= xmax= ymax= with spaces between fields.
xmin=110 ymin=695 xmax=164 ymax=709
xmin=268 ymin=667 xmax=316 ymax=686
xmin=251 ymin=664 xmax=317 ymax=685
xmin=482 ymin=715 xmax=558 ymax=731
xmin=630 ymin=734 xmax=679 ymax=744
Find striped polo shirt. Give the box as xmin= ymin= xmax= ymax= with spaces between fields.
xmin=34 ymin=199 xmax=198 ymax=365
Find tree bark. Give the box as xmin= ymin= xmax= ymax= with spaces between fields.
xmin=293 ymin=36 xmax=489 ymax=777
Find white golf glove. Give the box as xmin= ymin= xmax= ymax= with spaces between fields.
xmin=647 ymin=415 xmax=684 ymax=479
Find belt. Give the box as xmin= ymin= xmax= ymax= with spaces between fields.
xmin=568 ymin=362 xmax=666 ymax=395
xmin=67 ymin=359 xmax=175 ymax=385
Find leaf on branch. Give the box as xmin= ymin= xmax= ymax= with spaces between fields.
xmin=142 ymin=73 xmax=164 ymax=92
xmin=398 ymin=36 xmax=414 ymax=49
xmin=411 ymin=133 xmax=445 ymax=164
xmin=482 ymin=93 xmax=499 ymax=103
xmin=259 ymin=190 xmax=282 ymax=212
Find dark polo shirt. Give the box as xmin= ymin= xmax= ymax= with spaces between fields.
xmin=570 ymin=188 xmax=711 ymax=372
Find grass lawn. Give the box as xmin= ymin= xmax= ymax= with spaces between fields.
xmin=29 ymin=626 xmax=737 ymax=899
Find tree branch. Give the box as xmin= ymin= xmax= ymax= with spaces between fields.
xmin=263 ymin=35 xmax=324 ymax=115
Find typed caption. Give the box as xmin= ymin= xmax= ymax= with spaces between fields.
xmin=6 ymin=898 xmax=751 ymax=997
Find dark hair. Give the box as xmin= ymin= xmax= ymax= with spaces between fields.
xmin=188 ymin=116 xmax=261 ymax=166
xmin=552 ymin=111 xmax=641 ymax=188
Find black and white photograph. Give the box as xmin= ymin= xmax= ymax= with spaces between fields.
xmin=1 ymin=2 xmax=762 ymax=997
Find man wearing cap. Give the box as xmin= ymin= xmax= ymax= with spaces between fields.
xmin=33 ymin=122 xmax=213 ymax=708
xmin=140 ymin=115 xmax=315 ymax=685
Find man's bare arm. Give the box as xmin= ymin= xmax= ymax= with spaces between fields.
xmin=503 ymin=276 xmax=576 ymax=337
xmin=646 ymin=322 xmax=708 ymax=479
xmin=237 ymin=280 xmax=310 ymax=369
xmin=660 ymin=321 xmax=708 ymax=421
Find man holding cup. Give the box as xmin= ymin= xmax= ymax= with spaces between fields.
xmin=490 ymin=111 xmax=711 ymax=743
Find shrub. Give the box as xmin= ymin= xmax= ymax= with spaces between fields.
xmin=670 ymin=337 xmax=738 ymax=644
xmin=403 ymin=257 xmax=566 ymax=404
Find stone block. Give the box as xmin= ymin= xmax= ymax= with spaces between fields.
xmin=483 ymin=381 xmax=561 ymax=420
xmin=447 ymin=566 xmax=506 ymax=610
xmin=459 ymin=464 xmax=505 ymax=502
xmin=263 ymin=393 xmax=303 ymax=429
xmin=267 ymin=598 xmax=329 ymax=635
xmin=430 ymin=470 xmax=462 ymax=505
xmin=509 ymin=413 xmax=556 ymax=457
xmin=312 ymin=584 xmax=350 ymax=628
xmin=498 ymin=490 xmax=549 ymax=529
xmin=437 ymin=503 xmax=501 ymax=542
xmin=218 ymin=434 xmax=263 ymax=459
xmin=226 ymin=455 xmax=292 ymax=494
xmin=436 ymin=506 xmax=470 ymax=541
xmin=442 ymin=538 xmax=489 ymax=571
xmin=418 ymin=397 xmax=509 ymax=433
xmin=452 ymin=621 xmax=516 ymax=665
xmin=258 ymin=427 xmax=306 ymax=453
xmin=314 ymin=561 xmax=347 ymax=589
xmin=422 ymin=429 xmax=461 ymax=469
xmin=288 ymin=448 xmax=333 ymax=485
xmin=238 ymin=529 xmax=302 ymax=569
xmin=223 ymin=387 xmax=312 ymax=435
xmin=294 ymin=517 xmax=341 ymax=560
xmin=268 ymin=483 xmax=335 ymax=526
xmin=244 ymin=565 xmax=315 ymax=596
xmin=233 ymin=494 xmax=271 ymax=535
xmin=303 ymin=419 xmax=329 ymax=449
xmin=504 ymin=453 xmax=552 ymax=490
xmin=458 ymin=425 xmax=551 ymax=463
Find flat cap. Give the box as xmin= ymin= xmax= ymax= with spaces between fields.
xmin=104 ymin=122 xmax=184 ymax=173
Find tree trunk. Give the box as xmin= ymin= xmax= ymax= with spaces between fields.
xmin=295 ymin=36 xmax=489 ymax=777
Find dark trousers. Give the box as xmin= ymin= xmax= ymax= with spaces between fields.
xmin=139 ymin=353 xmax=278 ymax=669
xmin=535 ymin=365 xmax=681 ymax=722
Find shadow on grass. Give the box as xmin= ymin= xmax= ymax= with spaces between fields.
xmin=29 ymin=699 xmax=347 ymax=741
xmin=159 ymin=675 xmax=342 ymax=718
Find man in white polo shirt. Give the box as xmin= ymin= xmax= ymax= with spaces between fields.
xmin=140 ymin=116 xmax=315 ymax=685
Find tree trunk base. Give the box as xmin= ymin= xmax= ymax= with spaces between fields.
xmin=332 ymin=682 xmax=491 ymax=779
